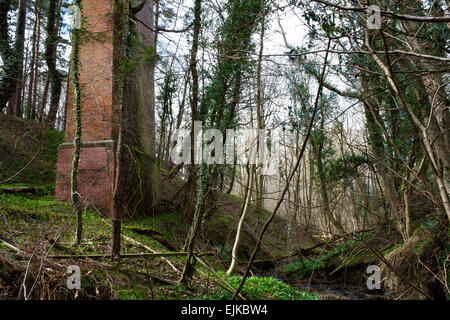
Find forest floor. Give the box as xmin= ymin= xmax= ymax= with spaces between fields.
xmin=0 ymin=180 xmax=408 ymax=300
xmin=0 ymin=115 xmax=447 ymax=300
xmin=0 ymin=114 xmax=319 ymax=300
xmin=0 ymin=187 xmax=320 ymax=300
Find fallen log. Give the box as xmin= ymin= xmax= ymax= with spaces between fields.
xmin=1 ymin=240 xmax=22 ymax=254
xmin=244 ymin=242 xmax=333 ymax=265
xmin=123 ymin=226 xmax=164 ymax=237
xmin=151 ymin=275 xmax=177 ymax=286
xmin=0 ymin=187 xmax=41 ymax=194
xmin=152 ymin=236 xmax=178 ymax=252
xmin=122 ymin=234 xmax=180 ymax=273
xmin=247 ymin=229 xmax=377 ymax=265
xmin=124 ymin=227 xmax=179 ymax=251
xmin=47 ymin=251 xmax=215 ymax=260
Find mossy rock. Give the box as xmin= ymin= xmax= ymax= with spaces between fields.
xmin=380 ymin=228 xmax=446 ymax=300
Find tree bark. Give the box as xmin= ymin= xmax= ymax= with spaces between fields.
xmin=38 ymin=74 xmax=50 ymax=121
xmin=11 ymin=0 xmax=26 ymax=117
xmin=71 ymin=1 xmax=82 ymax=246
xmin=111 ymin=0 xmax=129 ymax=259
xmin=122 ymin=0 xmax=161 ymax=215
xmin=31 ymin=7 xmax=41 ymax=119
xmin=44 ymin=0 xmax=63 ymax=128
xmin=0 ymin=0 xmax=26 ymax=114
xmin=183 ymin=0 xmax=202 ymax=221
xmin=25 ymin=8 xmax=38 ymax=119
xmin=366 ymin=29 xmax=450 ymax=222
xmin=226 ymin=164 xmax=253 ymax=275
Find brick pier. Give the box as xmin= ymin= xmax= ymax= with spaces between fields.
xmin=55 ymin=0 xmax=118 ymax=214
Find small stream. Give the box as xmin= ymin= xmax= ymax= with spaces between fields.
xmin=255 ymin=258 xmax=389 ymax=300
xmin=271 ymin=277 xmax=388 ymax=300
xmin=294 ymin=283 xmax=386 ymax=300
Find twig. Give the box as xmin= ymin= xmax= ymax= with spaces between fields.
xmin=194 ymin=257 xmax=246 ymax=300
xmin=232 ymin=38 xmax=332 ymax=300
xmin=1 ymin=240 xmax=22 ymax=254
xmin=122 ymin=234 xmax=180 ymax=273
xmin=47 ymin=252 xmax=214 ymax=259
xmin=0 ymin=146 xmax=41 ymax=184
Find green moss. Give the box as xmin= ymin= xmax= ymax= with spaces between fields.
xmin=202 ymin=272 xmax=319 ymax=300
xmin=223 ymin=193 xmax=244 ymax=202
xmin=41 ymin=129 xmax=64 ymax=164
xmin=116 ymin=286 xmax=147 ymax=300
xmin=0 ymin=116 xmax=63 ymax=185
xmin=121 ymin=212 xmax=184 ymax=252
xmin=413 ymin=238 xmax=432 ymax=253
xmin=384 ymin=244 xmax=401 ymax=255
xmin=283 ymin=232 xmax=376 ymax=277
xmin=0 ymin=192 xmax=70 ymax=214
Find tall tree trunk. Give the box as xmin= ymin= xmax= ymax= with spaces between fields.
xmin=44 ymin=0 xmax=63 ymax=127
xmin=31 ymin=7 xmax=41 ymax=120
xmin=12 ymin=0 xmax=26 ymax=117
xmin=111 ymin=0 xmax=129 ymax=259
xmin=310 ymin=113 xmax=344 ymax=233
xmin=0 ymin=0 xmax=13 ymax=112
xmin=25 ymin=8 xmax=38 ymax=119
xmin=226 ymin=163 xmax=253 ymax=275
xmin=0 ymin=0 xmax=26 ymax=114
xmin=180 ymin=164 xmax=208 ymax=283
xmin=183 ymin=0 xmax=202 ymax=221
xmin=71 ymin=7 xmax=82 ymax=245
xmin=255 ymin=0 xmax=265 ymax=214
xmin=366 ymin=29 xmax=450 ymax=222
xmin=128 ymin=0 xmax=161 ymax=214
xmin=168 ymin=73 xmax=189 ymax=175
xmin=402 ymin=1 xmax=450 ymax=199
xmin=38 ymin=75 xmax=50 ymax=121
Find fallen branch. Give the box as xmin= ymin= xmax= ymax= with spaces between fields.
xmin=247 ymin=244 xmax=323 ymax=265
xmin=123 ymin=226 xmax=164 ymax=237
xmin=151 ymin=275 xmax=177 ymax=286
xmin=0 ymin=187 xmax=42 ymax=194
xmin=122 ymin=234 xmax=180 ymax=273
xmin=194 ymin=257 xmax=247 ymax=300
xmin=328 ymin=243 xmax=393 ymax=276
xmin=152 ymin=236 xmax=178 ymax=252
xmin=1 ymin=240 xmax=23 ymax=254
xmin=47 ymin=251 xmax=214 ymax=260
xmin=124 ymin=227 xmax=178 ymax=251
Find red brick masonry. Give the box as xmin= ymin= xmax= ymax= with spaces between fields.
xmin=55 ymin=141 xmax=116 ymax=214
xmin=55 ymin=0 xmax=117 ymax=215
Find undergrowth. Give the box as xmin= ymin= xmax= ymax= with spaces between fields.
xmin=282 ymin=232 xmax=375 ymax=277
xmin=201 ymin=272 xmax=320 ymax=300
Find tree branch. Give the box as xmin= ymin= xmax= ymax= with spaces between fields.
xmin=309 ymin=0 xmax=450 ymax=22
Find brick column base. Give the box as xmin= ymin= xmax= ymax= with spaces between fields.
xmin=55 ymin=140 xmax=116 ymax=215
